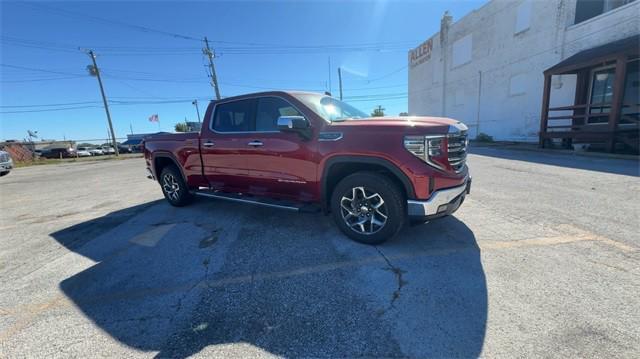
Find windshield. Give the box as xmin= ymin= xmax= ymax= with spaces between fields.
xmin=294 ymin=93 xmax=368 ymax=122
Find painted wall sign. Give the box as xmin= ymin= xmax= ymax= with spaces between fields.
xmin=409 ymin=38 xmax=433 ymax=68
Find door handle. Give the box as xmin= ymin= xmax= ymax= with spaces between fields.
xmin=202 ymin=141 xmax=215 ymax=147
xmin=247 ymin=140 xmax=263 ymax=147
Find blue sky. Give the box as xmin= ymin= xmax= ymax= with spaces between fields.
xmin=1 ymin=0 xmax=484 ymax=142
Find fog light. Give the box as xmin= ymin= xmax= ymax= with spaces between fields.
xmin=437 ymin=204 xmax=448 ymax=213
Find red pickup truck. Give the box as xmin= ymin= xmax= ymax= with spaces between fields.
xmin=144 ymin=91 xmax=470 ymax=244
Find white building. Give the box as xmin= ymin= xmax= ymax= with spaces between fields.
xmin=408 ymin=0 xmax=639 ymax=144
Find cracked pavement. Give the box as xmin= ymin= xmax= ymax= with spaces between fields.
xmin=1 ymin=147 xmax=639 ymax=357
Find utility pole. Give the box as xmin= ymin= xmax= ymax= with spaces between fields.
xmin=192 ymin=99 xmax=202 ymax=123
xmin=327 ymin=56 xmax=332 ymax=95
xmin=86 ymin=50 xmax=119 ymax=156
xmin=338 ymin=67 xmax=343 ymax=100
xmin=203 ymin=37 xmax=221 ymax=100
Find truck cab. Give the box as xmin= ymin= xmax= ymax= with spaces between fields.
xmin=144 ymin=91 xmax=470 ymax=244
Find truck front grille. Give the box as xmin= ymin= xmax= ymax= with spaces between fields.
xmin=447 ymin=132 xmax=468 ymax=173
xmin=0 ymin=153 xmax=9 ymax=163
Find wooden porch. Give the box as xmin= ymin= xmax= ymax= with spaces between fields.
xmin=539 ymin=35 xmax=639 ymax=153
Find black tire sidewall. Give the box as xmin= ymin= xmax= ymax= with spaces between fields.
xmin=330 ymin=172 xmax=405 ymax=244
xmin=159 ymin=166 xmax=192 ymax=207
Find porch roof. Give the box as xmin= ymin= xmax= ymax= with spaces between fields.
xmin=544 ymin=35 xmax=639 ymax=75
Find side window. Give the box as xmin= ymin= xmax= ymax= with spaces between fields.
xmin=213 ymin=99 xmax=254 ymax=132
xmin=255 ymin=97 xmax=302 ymax=131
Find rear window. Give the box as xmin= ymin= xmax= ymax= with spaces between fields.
xmin=213 ymin=99 xmax=255 ymax=132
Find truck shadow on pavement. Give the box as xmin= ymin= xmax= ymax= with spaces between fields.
xmin=51 ymin=199 xmax=487 ymax=358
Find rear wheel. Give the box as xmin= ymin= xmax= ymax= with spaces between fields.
xmin=331 ymin=172 xmax=405 ymax=245
xmin=159 ymin=165 xmax=193 ymax=206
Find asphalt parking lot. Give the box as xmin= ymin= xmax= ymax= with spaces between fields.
xmin=1 ymin=148 xmax=639 ymax=358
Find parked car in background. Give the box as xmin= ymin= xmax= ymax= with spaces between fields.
xmin=102 ymin=146 xmax=116 ymax=155
xmin=144 ymin=91 xmax=471 ymax=244
xmin=41 ymin=147 xmax=75 ymax=159
xmin=76 ymin=147 xmax=92 ymax=157
xmin=88 ymin=148 xmax=104 ymax=156
xmin=0 ymin=150 xmax=13 ymax=177
xmin=117 ymin=145 xmax=132 ymax=153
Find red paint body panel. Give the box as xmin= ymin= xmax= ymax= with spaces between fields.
xmin=144 ymin=91 xmax=468 ymax=204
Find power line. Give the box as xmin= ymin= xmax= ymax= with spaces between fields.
xmin=0 ymin=75 xmax=86 ymax=83
xmin=0 ymin=101 xmax=102 ymax=108
xmin=0 ymin=63 xmax=85 ymax=76
xmin=0 ymin=105 xmax=102 ymax=114
xmin=18 ymin=2 xmax=202 ymax=42
xmin=366 ymin=65 xmax=408 ymax=83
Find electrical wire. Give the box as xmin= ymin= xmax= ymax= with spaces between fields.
xmin=17 ymin=2 xmax=202 ymax=42
xmin=0 ymin=63 xmax=86 ymax=76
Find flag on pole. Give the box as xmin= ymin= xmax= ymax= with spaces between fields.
xmin=148 ymin=114 xmax=159 ymax=122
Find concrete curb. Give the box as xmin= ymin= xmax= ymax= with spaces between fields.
xmin=470 ymin=141 xmax=640 ymax=162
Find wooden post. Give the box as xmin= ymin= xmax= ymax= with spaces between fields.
xmin=607 ymin=55 xmax=627 ymax=152
xmin=539 ymin=74 xmax=552 ymax=148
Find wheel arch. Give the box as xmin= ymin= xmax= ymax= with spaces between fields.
xmin=152 ymin=152 xmax=187 ymax=185
xmin=320 ymin=155 xmax=415 ymax=213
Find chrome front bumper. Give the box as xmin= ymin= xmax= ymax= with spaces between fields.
xmin=407 ymin=177 xmax=471 ymax=218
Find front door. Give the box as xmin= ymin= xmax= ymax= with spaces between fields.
xmin=587 ymin=65 xmax=616 ymax=124
xmin=244 ymin=96 xmax=318 ymax=202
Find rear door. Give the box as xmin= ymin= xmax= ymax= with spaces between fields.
xmin=200 ymin=98 xmax=257 ymax=193
xmin=244 ymin=96 xmax=318 ymax=201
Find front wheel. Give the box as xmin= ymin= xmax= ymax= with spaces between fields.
xmin=330 ymin=172 xmax=405 ymax=245
xmin=159 ymin=165 xmax=193 ymax=207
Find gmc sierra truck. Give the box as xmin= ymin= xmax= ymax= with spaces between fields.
xmin=144 ymin=91 xmax=470 ymax=244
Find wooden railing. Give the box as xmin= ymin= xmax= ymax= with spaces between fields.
xmin=543 ymin=103 xmax=639 ymax=133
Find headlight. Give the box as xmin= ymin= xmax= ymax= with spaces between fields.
xmin=404 ymin=135 xmax=449 ymax=170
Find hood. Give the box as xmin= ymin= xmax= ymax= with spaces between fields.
xmin=328 ymin=116 xmax=467 ymax=133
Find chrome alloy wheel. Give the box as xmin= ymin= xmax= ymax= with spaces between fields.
xmin=162 ymin=173 xmax=180 ymax=201
xmin=340 ymin=186 xmax=388 ymax=235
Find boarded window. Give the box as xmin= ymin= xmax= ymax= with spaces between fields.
xmin=509 ymin=73 xmax=527 ymax=96
xmin=452 ymin=35 xmax=472 ymax=68
xmin=515 ymin=1 xmax=532 ymax=34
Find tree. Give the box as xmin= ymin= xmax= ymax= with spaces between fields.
xmin=371 ymin=105 xmax=385 ymax=117
xmin=399 ymin=112 xmax=409 ymax=116
xmin=175 ymin=123 xmax=189 ymax=132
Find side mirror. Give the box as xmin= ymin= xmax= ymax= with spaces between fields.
xmin=277 ymin=116 xmax=311 ymax=140
xmin=277 ymin=116 xmax=309 ymax=131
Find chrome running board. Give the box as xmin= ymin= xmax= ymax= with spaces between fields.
xmin=193 ymin=190 xmax=319 ymax=212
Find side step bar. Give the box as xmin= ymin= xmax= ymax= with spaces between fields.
xmin=193 ymin=190 xmax=320 ymax=213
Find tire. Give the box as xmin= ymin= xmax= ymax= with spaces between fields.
xmin=159 ymin=165 xmax=193 ymax=207
xmin=330 ymin=171 xmax=405 ymax=245
xmin=0 ymin=171 xmax=8 ymax=177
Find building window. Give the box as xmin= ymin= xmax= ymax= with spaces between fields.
xmin=515 ymin=0 xmax=532 ymax=34
xmin=574 ymin=0 xmax=636 ymax=24
xmin=452 ymin=34 xmax=472 ymax=68
xmin=587 ymin=65 xmax=616 ymax=124
xmin=621 ymin=59 xmax=639 ymax=125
